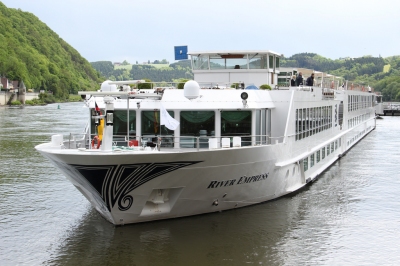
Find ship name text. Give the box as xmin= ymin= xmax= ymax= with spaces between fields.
xmin=207 ymin=173 xmax=269 ymax=189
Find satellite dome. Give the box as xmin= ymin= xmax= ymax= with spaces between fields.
xmin=100 ymin=80 xmax=118 ymax=92
xmin=183 ymin=80 xmax=200 ymax=100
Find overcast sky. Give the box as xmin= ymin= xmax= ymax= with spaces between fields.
xmin=2 ymin=0 xmax=400 ymax=63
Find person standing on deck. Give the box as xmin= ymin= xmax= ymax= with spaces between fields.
xmin=296 ymin=72 xmax=303 ymax=86
xmin=306 ymin=73 xmax=315 ymax=86
xmin=290 ymin=75 xmax=296 ymax=86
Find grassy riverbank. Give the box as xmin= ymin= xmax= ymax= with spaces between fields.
xmin=22 ymin=94 xmax=83 ymax=106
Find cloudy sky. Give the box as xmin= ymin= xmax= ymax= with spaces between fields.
xmin=2 ymin=0 xmax=400 ymax=63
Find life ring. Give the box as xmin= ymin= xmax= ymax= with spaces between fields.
xmin=91 ymin=136 xmax=101 ymax=149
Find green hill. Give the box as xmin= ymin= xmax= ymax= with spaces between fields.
xmin=0 ymin=2 xmax=102 ymax=99
xmin=91 ymin=60 xmax=193 ymax=82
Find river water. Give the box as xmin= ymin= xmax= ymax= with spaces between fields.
xmin=0 ymin=102 xmax=399 ymax=265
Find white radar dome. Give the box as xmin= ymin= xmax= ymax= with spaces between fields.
xmin=183 ymin=80 xmax=200 ymax=100
xmin=100 ymin=80 xmax=118 ymax=92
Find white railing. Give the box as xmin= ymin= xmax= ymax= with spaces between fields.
xmin=62 ymin=133 xmax=285 ymax=151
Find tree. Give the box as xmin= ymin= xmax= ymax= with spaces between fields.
xmin=0 ymin=2 xmax=101 ymax=98
xmin=138 ymin=79 xmax=152 ymax=89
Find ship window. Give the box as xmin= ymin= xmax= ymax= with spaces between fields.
xmin=310 ymin=154 xmax=315 ymax=167
xmin=210 ymin=57 xmax=225 ymax=69
xmin=221 ymin=111 xmax=252 ymax=146
xmin=226 ymin=58 xmax=248 ymax=69
xmin=299 ymin=109 xmax=303 ymax=140
xmin=141 ymin=111 xmax=174 ymax=136
xmin=249 ymin=54 xmax=268 ymax=69
xmin=295 ymin=109 xmax=298 ymax=140
xmin=304 ymin=157 xmax=308 ymax=172
xmin=310 ymin=108 xmax=315 ymax=135
xmin=180 ymin=111 xmax=215 ymax=148
xmin=192 ymin=55 xmax=209 ymax=70
xmin=302 ymin=109 xmax=306 ymax=139
xmin=112 ymin=110 xmax=136 ymax=137
xmin=331 ymin=142 xmax=334 ymax=153
xmin=322 ymin=147 xmax=325 ymax=159
xmin=319 ymin=107 xmax=322 ymax=131
xmin=256 ymin=110 xmax=268 ymax=145
xmin=316 ymin=150 xmax=320 ymax=163
xmin=327 ymin=144 xmax=330 ymax=156
xmin=305 ymin=108 xmax=309 ymax=137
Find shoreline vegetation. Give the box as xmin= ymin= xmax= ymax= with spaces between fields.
xmin=2 ymin=94 xmax=83 ymax=107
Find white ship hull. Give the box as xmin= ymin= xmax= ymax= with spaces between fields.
xmin=36 ymin=117 xmax=375 ymax=225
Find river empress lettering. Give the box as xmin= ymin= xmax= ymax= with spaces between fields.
xmin=207 ymin=173 xmax=269 ymax=189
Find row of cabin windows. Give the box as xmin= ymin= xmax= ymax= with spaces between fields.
xmin=348 ymin=95 xmax=373 ymax=112
xmin=91 ymin=110 xmax=252 ymax=147
xmin=348 ymin=112 xmax=372 ymax=128
xmin=347 ymin=126 xmax=373 ymax=146
xmin=304 ymin=139 xmax=341 ymax=172
xmin=295 ymin=106 xmax=333 ymax=141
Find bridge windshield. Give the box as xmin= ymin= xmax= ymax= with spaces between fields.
xmin=192 ymin=53 xmax=279 ymax=71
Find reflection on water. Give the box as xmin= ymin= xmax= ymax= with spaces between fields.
xmin=1 ymin=103 xmax=400 ymax=265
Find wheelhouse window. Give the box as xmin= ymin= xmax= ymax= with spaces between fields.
xmin=209 ymin=57 xmax=225 ymax=70
xmin=209 ymin=54 xmax=247 ymax=69
xmin=221 ymin=111 xmax=252 ymax=146
xmin=192 ymin=55 xmax=209 ymax=70
xmin=269 ymin=55 xmax=274 ymax=69
xmin=226 ymin=57 xmax=247 ymax=69
xmin=249 ymin=54 xmax=268 ymax=69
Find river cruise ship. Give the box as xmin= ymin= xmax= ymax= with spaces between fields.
xmin=35 ymin=50 xmax=382 ymax=225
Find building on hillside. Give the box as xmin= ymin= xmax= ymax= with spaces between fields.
xmin=113 ymin=62 xmax=121 ymax=67
xmin=0 ymin=78 xmax=27 ymax=104
xmin=1 ymin=77 xmax=13 ymax=90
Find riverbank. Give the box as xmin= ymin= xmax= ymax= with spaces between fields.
xmin=0 ymin=94 xmax=83 ymax=107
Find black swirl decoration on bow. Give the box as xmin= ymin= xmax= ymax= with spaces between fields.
xmin=68 ymin=161 xmax=201 ymax=212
